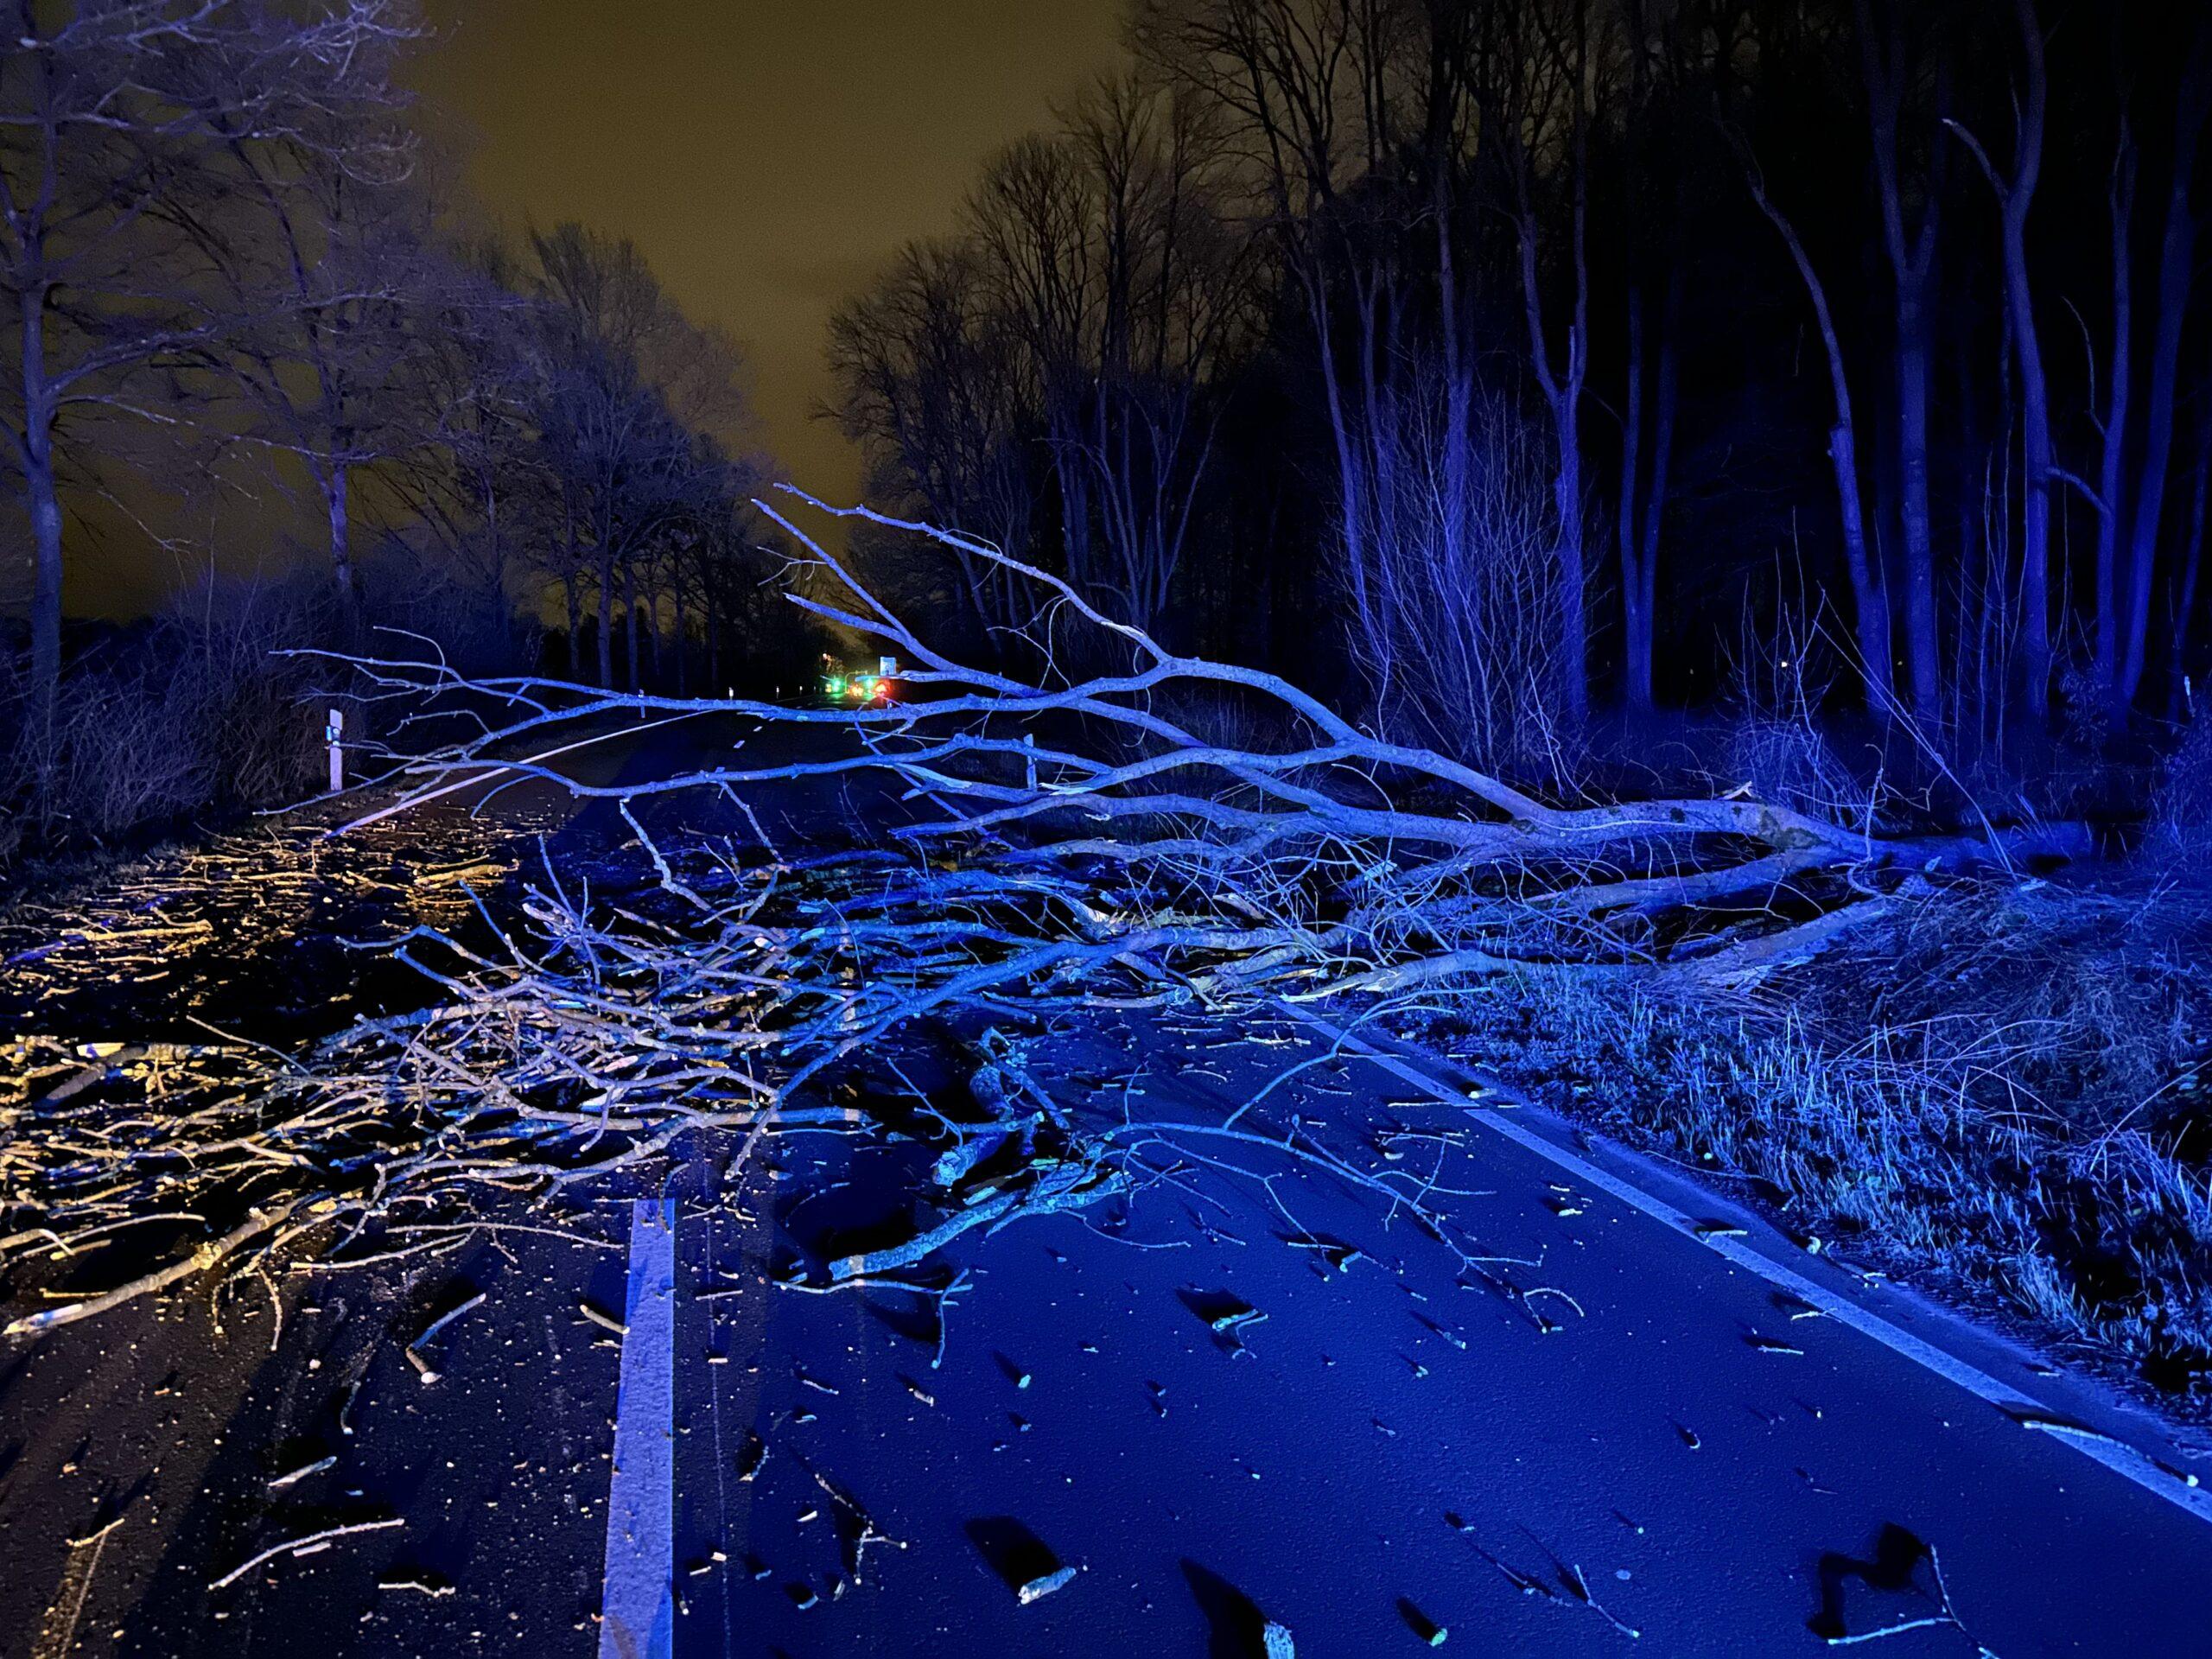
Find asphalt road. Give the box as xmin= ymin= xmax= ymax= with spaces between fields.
xmin=630 ymin=1006 xmax=2212 ymax=1657
xmin=5 ymin=715 xmax=2210 ymax=1656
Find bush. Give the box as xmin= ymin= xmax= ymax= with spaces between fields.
xmin=1724 ymin=713 xmax=1858 ymax=821
xmin=1340 ymin=375 xmax=1577 ymax=783
xmin=2150 ymin=722 xmax=2212 ymax=855
xmin=0 ymin=576 xmax=330 ymax=874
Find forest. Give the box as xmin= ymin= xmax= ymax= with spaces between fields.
xmin=9 ymin=1 xmax=2212 ymax=840
xmin=830 ymin=0 xmax=2212 ymax=813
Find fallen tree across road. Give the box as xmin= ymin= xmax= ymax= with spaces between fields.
xmin=2 ymin=495 xmax=2088 ymax=1339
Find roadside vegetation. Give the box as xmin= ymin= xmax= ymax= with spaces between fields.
xmin=1419 ymin=736 xmax=2212 ymax=1411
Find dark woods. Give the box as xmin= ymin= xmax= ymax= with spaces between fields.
xmin=0 ymin=1 xmax=786 ymax=863
xmin=830 ymin=0 xmax=2212 ymax=799
xmin=10 ymin=0 xmax=2212 ymax=862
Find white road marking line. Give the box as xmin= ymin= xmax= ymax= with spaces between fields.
xmin=32 ymin=1517 xmax=121 ymax=1659
xmin=1284 ymin=1007 xmax=2212 ymax=1528
xmin=601 ymin=1197 xmax=677 ymax=1659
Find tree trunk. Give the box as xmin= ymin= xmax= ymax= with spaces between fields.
xmin=563 ymin=571 xmax=583 ymax=677
xmin=2014 ymin=276 xmax=2055 ymax=725
xmin=596 ymin=549 xmax=616 ymax=690
xmin=1638 ymin=284 xmax=1677 ymax=714
xmin=2009 ymin=0 xmax=2053 ymax=722
xmin=671 ymin=567 xmax=689 ymax=697
xmin=1620 ymin=287 xmax=1650 ymax=716
xmin=705 ymin=559 xmax=721 ymax=690
xmin=1554 ymin=423 xmax=1588 ymax=728
xmin=2170 ymin=412 xmax=2212 ymax=716
xmin=1955 ymin=0 xmax=2053 ymax=721
xmin=1307 ymin=271 xmax=1370 ymax=640
xmin=1745 ymin=165 xmax=1892 ymax=702
xmin=19 ymin=287 xmax=62 ymax=726
xmin=2094 ymin=119 xmax=2136 ymax=711
xmin=325 ymin=461 xmax=358 ymax=638
xmin=1895 ymin=296 xmax=1941 ymax=717
xmin=624 ymin=556 xmax=641 ymax=696
xmin=2120 ymin=26 xmax=2210 ymax=706
xmin=1516 ymin=189 xmax=1589 ymax=729
xmin=25 ymin=418 xmax=64 ymax=728
xmin=1859 ymin=0 xmax=1944 ymax=716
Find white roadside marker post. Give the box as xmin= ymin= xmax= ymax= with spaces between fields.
xmin=325 ymin=708 xmax=345 ymax=795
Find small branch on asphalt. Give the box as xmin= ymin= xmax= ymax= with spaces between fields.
xmin=209 ymin=1516 xmax=404 ymax=1592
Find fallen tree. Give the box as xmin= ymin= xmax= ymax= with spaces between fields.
xmin=2 ymin=493 xmax=2084 ymax=1336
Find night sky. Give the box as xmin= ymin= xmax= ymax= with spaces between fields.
xmin=414 ymin=0 xmax=1126 ymax=506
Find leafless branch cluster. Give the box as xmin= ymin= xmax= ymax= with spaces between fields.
xmin=1 ymin=499 xmax=2081 ymax=1339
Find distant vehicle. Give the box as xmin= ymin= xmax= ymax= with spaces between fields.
xmin=819 ymin=654 xmax=899 ymax=706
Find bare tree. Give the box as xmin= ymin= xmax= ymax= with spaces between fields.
xmin=179 ymin=20 xmax=424 ymax=622
xmin=1491 ymin=0 xmax=1595 ymax=728
xmin=519 ymin=224 xmax=749 ymax=690
xmin=2118 ymin=17 xmax=2212 ymax=707
xmin=1740 ymin=152 xmax=1891 ymax=704
xmin=829 ymin=238 xmax=1037 ymax=648
xmin=1614 ymin=0 xmax=1684 ymax=717
xmin=1131 ymin=0 xmax=1419 ymax=640
xmin=380 ymin=251 xmax=544 ymax=654
xmin=0 ymin=0 xmax=416 ymax=720
xmin=1948 ymin=0 xmax=2054 ymax=722
xmin=1052 ymin=75 xmax=1253 ymax=637
xmin=2088 ymin=70 xmax=2136 ymax=714
xmin=1859 ymin=0 xmax=1948 ymax=720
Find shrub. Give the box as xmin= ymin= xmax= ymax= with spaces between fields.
xmin=0 ymin=576 xmax=329 ymax=874
xmin=2150 ymin=722 xmax=2212 ymax=855
xmin=1724 ymin=713 xmax=1857 ymax=821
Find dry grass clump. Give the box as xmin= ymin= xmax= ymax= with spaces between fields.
xmin=2150 ymin=724 xmax=2212 ymax=856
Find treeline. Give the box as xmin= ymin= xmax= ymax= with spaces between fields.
xmin=0 ymin=1 xmax=803 ymax=863
xmin=0 ymin=0 xmax=785 ymax=746
xmin=831 ymin=0 xmax=2212 ymax=783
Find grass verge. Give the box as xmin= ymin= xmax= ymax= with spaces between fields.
xmin=1416 ymin=870 xmax=2212 ymax=1418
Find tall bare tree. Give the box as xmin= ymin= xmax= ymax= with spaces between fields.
xmin=0 ymin=0 xmax=415 ymax=720
xmin=1949 ymin=0 xmax=2054 ymax=721
xmin=181 ymin=18 xmax=423 ymax=622
xmin=2117 ymin=16 xmax=2212 ymax=707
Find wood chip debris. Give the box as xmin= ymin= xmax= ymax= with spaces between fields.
xmin=1017 ymin=1564 xmax=1079 ymax=1605
xmin=267 ymin=1455 xmax=335 ymax=1491
xmin=406 ymin=1290 xmax=485 ymax=1384
xmin=376 ymin=1572 xmax=454 ymax=1598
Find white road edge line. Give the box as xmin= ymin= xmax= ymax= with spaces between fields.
xmin=600 ymin=1197 xmax=678 ymax=1659
xmin=1283 ymin=1007 xmax=2212 ymax=1529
